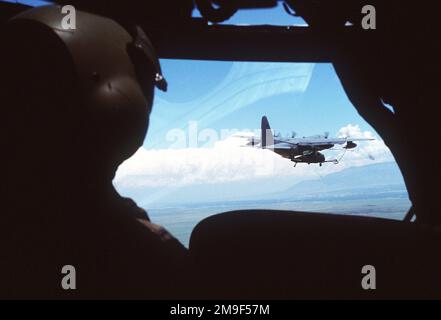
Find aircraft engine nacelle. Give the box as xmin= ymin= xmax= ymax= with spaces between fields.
xmin=312 ymin=151 xmax=325 ymax=163
xmin=298 ymin=151 xmax=325 ymax=163
xmin=344 ymin=141 xmax=357 ymax=149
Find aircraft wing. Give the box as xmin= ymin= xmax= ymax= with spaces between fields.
xmin=323 ymin=137 xmax=375 ymax=146
xmin=237 ymin=134 xmax=373 ymax=150
xmin=281 ymin=137 xmax=374 ymax=147
xmin=267 ymin=142 xmax=293 ymax=149
xmin=345 ymin=138 xmax=375 ymax=142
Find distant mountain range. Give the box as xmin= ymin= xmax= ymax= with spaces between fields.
xmin=117 ymin=161 xmax=408 ymax=207
xmin=282 ymin=161 xmax=406 ymax=196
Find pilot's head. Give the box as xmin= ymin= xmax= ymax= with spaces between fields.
xmin=1 ymin=6 xmax=166 ymax=189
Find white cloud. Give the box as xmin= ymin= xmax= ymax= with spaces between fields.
xmin=114 ymin=124 xmax=395 ymax=190
xmin=114 ymin=142 xmax=290 ymax=189
xmin=333 ymin=124 xmax=393 ymax=166
xmin=337 ymin=123 xmax=374 ymax=139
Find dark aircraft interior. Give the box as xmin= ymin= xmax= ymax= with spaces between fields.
xmin=1 ymin=0 xmax=440 ymax=300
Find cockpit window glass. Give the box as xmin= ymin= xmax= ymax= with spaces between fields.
xmin=114 ymin=60 xmax=411 ymax=247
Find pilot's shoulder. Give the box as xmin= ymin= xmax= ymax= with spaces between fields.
xmin=115 ymin=196 xmax=151 ymax=221
xmin=114 ymin=195 xmax=181 ymax=245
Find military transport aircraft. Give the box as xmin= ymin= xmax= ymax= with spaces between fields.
xmin=242 ymin=116 xmax=374 ymax=166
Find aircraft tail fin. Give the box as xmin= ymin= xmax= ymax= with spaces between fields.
xmin=261 ymin=116 xmax=274 ymax=149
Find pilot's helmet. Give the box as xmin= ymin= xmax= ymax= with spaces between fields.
xmin=1 ymin=5 xmax=166 ymax=172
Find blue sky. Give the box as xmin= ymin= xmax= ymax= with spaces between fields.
xmin=1 ymin=0 xmax=50 ymax=6
xmin=193 ymin=1 xmax=307 ymax=25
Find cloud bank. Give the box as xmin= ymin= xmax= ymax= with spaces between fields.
xmin=114 ymin=124 xmax=394 ymax=190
